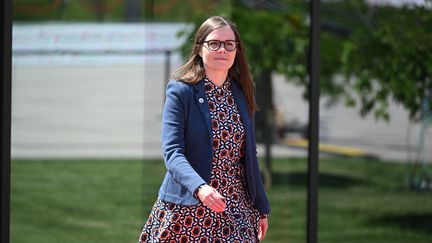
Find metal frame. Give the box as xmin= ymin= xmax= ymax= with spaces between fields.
xmin=1 ymin=0 xmax=13 ymax=242
xmin=308 ymin=0 xmax=321 ymax=243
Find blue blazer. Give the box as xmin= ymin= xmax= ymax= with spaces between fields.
xmin=158 ymin=78 xmax=270 ymax=214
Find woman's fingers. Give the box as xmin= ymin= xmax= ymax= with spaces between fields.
xmin=258 ymin=217 xmax=268 ymax=241
xmin=197 ymin=185 xmax=226 ymax=212
xmin=210 ymin=193 xmax=226 ymax=212
xmin=206 ymin=190 xmax=225 ymax=212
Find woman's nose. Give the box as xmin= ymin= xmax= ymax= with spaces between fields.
xmin=218 ymin=46 xmax=226 ymax=53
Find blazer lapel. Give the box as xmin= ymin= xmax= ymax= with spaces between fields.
xmin=193 ymin=80 xmax=212 ymax=139
xmin=231 ymin=79 xmax=251 ymax=129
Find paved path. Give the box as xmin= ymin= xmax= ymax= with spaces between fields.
xmin=11 ymin=63 xmax=431 ymax=162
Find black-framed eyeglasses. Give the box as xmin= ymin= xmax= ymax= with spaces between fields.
xmin=199 ymin=40 xmax=238 ymax=52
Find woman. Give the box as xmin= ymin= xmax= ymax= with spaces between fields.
xmin=138 ymin=16 xmax=270 ymax=242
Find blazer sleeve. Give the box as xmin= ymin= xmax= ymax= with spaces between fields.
xmin=161 ymin=80 xmax=206 ymax=194
xmin=251 ymin=118 xmax=271 ymax=214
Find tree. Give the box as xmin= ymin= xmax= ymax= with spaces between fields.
xmin=340 ymin=1 xmax=432 ymax=121
xmin=337 ymin=0 xmax=432 ymax=190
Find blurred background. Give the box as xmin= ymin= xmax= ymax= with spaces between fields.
xmin=10 ymin=0 xmax=432 ymax=242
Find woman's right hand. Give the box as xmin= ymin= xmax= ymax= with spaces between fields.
xmin=196 ymin=184 xmax=226 ymax=212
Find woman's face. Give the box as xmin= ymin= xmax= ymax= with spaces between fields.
xmin=199 ymin=26 xmax=237 ymax=75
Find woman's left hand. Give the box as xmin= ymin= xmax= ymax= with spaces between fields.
xmin=258 ymin=216 xmax=268 ymax=241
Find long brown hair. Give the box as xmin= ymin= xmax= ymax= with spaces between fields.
xmin=173 ymin=16 xmax=258 ymax=116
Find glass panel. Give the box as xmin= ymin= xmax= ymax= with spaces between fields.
xmin=11 ymin=23 xmax=147 ymax=243
xmin=267 ymin=74 xmax=309 ymax=243
xmin=10 ymin=1 xmax=310 ymax=243
xmin=319 ymin=1 xmax=432 ymax=242
xmin=10 ymin=2 xmax=149 ymax=242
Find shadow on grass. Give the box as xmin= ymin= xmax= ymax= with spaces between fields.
xmin=370 ymin=213 xmax=432 ymax=235
xmin=272 ymin=172 xmax=367 ymax=188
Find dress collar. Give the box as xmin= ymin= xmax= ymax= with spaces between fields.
xmin=204 ymin=76 xmax=231 ymax=93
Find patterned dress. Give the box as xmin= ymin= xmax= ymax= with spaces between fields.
xmin=138 ymin=77 xmax=260 ymax=242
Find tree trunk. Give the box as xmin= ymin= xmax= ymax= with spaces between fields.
xmin=91 ymin=0 xmax=105 ymax=22
xmin=125 ymin=0 xmax=140 ymax=22
xmin=144 ymin=0 xmax=154 ymax=21
xmin=255 ymin=70 xmax=274 ymax=189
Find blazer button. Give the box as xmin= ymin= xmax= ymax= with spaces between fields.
xmin=198 ymin=98 xmax=204 ymax=103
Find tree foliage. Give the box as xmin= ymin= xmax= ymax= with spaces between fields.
xmin=341 ymin=1 xmax=432 ymax=121
xmin=231 ymin=1 xmax=309 ymax=80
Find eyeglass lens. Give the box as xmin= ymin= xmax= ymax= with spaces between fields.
xmin=207 ymin=40 xmax=237 ymax=51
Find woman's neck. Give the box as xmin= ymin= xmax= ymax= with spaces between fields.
xmin=205 ymin=71 xmax=228 ymax=87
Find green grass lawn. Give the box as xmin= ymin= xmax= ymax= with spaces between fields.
xmin=11 ymin=157 xmax=432 ymax=243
